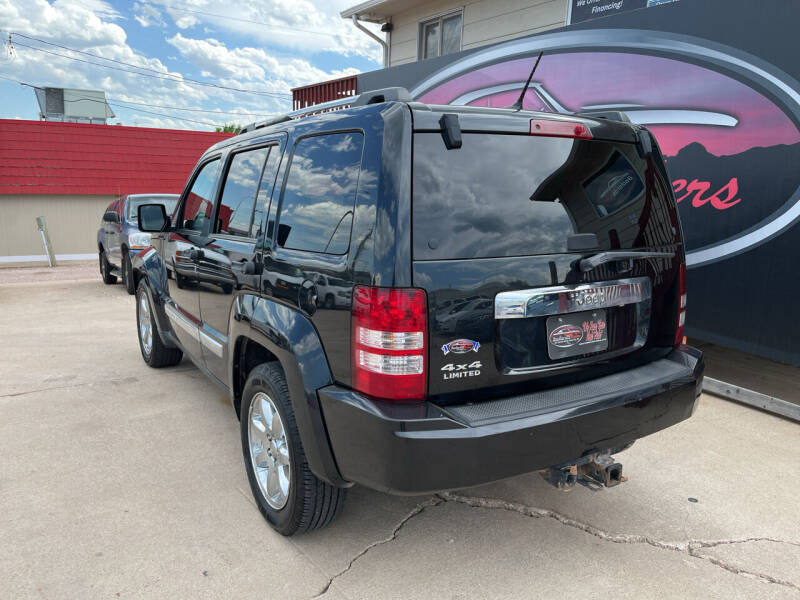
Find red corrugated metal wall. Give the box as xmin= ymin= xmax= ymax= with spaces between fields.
xmin=292 ymin=75 xmax=358 ymax=110
xmin=0 ymin=120 xmax=233 ymax=196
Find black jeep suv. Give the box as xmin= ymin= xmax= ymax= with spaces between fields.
xmin=132 ymin=88 xmax=704 ymax=536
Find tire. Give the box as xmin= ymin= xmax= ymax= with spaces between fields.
xmin=122 ymin=251 xmax=135 ymax=295
xmin=324 ymin=294 xmax=335 ymax=309
xmin=241 ymin=363 xmax=346 ymax=536
xmin=99 ymin=249 xmax=117 ymax=284
xmin=136 ymin=281 xmax=183 ymax=368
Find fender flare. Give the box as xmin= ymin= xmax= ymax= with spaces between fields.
xmin=131 ymin=248 xmax=178 ymax=347
xmin=229 ymin=294 xmax=348 ymax=487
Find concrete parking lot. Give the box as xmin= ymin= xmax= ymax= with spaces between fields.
xmin=1 ymin=263 xmax=799 ymax=599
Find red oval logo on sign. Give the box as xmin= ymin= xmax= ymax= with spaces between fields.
xmin=549 ymin=324 xmax=584 ymax=348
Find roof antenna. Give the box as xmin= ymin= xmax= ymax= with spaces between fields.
xmin=507 ymin=51 xmax=544 ymax=112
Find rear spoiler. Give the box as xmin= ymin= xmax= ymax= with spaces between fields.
xmin=578 ymin=110 xmax=632 ymax=124
xmin=578 ymin=109 xmax=654 ymax=158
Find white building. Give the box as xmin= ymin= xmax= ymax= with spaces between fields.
xmin=342 ymin=0 xmax=569 ymax=67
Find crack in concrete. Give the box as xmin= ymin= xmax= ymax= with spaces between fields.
xmin=440 ymin=492 xmax=800 ymax=592
xmin=312 ymin=497 xmax=442 ymax=598
xmin=693 ymin=537 xmax=800 ymax=550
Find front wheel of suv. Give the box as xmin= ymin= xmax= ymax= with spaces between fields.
xmin=241 ymin=363 xmax=346 ymax=536
xmin=136 ymin=282 xmax=183 ymax=367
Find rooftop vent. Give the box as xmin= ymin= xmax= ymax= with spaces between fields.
xmin=34 ymin=87 xmax=115 ymax=124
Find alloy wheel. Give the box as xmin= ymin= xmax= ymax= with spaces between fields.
xmin=138 ymin=293 xmax=153 ymax=356
xmin=247 ymin=392 xmax=291 ymax=509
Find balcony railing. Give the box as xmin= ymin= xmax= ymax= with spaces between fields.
xmin=292 ymin=75 xmax=358 ymax=111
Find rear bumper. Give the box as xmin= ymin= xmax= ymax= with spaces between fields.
xmin=319 ymin=347 xmax=704 ymax=494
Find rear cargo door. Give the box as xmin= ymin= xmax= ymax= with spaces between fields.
xmin=411 ymin=129 xmax=683 ymax=401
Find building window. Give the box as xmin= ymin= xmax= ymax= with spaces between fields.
xmin=420 ymin=11 xmax=462 ymax=60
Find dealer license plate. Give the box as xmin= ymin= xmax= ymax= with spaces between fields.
xmin=546 ymin=310 xmax=608 ymax=360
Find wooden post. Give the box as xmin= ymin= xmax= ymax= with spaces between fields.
xmin=35 ymin=216 xmax=57 ymax=267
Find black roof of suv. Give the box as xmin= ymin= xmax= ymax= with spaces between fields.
xmin=132 ymin=88 xmax=704 ymax=535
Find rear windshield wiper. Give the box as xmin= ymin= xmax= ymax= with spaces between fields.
xmin=579 ymin=250 xmax=674 ymax=272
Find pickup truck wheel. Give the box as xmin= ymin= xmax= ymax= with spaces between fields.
xmin=99 ymin=250 xmax=117 ymax=284
xmin=241 ymin=363 xmax=346 ymax=536
xmin=122 ymin=251 xmax=135 ymax=295
xmin=136 ymin=282 xmax=183 ymax=367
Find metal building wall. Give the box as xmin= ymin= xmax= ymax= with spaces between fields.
xmin=292 ymin=75 xmax=358 ymax=110
xmin=0 ymin=194 xmax=116 ymax=265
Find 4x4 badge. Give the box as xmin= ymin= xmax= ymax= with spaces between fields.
xmin=442 ymin=339 xmax=480 ymax=355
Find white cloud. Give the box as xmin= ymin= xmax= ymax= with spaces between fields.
xmin=149 ymin=0 xmax=383 ymax=63
xmin=0 ymin=0 xmax=276 ymax=127
xmin=167 ymin=33 xmax=360 ymax=93
xmin=133 ymin=2 xmax=165 ymax=28
xmin=0 ymin=0 xmax=382 ymax=129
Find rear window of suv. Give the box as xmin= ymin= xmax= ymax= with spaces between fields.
xmin=413 ymin=133 xmax=574 ymax=260
xmin=412 ymin=132 xmax=671 ymax=259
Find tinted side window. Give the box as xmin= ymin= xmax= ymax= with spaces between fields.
xmin=216 ymin=147 xmax=270 ymax=237
xmin=277 ymin=132 xmax=363 ymax=254
xmin=251 ymin=145 xmax=282 ymax=239
xmin=583 ymin=151 xmax=645 ymax=217
xmin=182 ymin=159 xmax=220 ymax=233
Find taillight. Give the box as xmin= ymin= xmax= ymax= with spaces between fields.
xmin=530 ymin=119 xmax=593 ymax=139
xmin=674 ymin=263 xmax=687 ymax=347
xmin=352 ymin=286 xmax=427 ymax=401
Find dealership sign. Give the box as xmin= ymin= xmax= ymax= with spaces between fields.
xmin=408 ymin=30 xmax=800 ymax=269
xmin=568 ymin=0 xmax=679 ymax=24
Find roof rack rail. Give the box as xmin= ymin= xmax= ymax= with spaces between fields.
xmin=238 ymin=87 xmax=411 ymax=135
xmin=238 ymin=115 xmax=292 ymax=135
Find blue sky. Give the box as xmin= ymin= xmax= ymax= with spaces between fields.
xmin=0 ymin=0 xmax=383 ymax=129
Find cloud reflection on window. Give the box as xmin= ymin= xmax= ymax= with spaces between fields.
xmin=278 ymin=133 xmax=364 ymax=254
xmin=413 ymin=134 xmax=574 ymax=259
xmin=217 ymin=147 xmax=270 ymax=236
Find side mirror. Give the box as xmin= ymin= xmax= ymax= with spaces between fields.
xmin=277 ymin=223 xmax=291 ymax=247
xmin=138 ymin=203 xmax=169 ymax=232
xmin=103 ymin=211 xmax=119 ymax=223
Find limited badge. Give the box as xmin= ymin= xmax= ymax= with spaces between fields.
xmin=442 ymin=339 xmax=480 ymax=355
